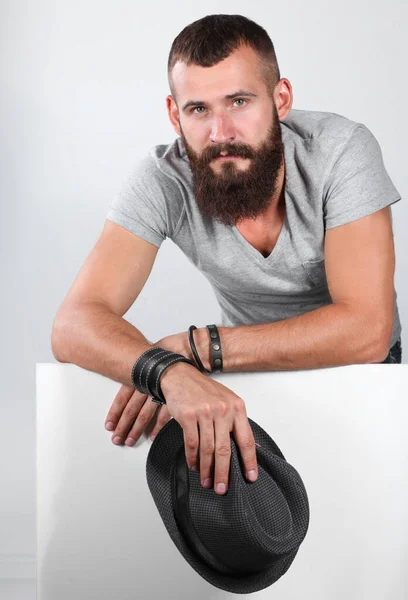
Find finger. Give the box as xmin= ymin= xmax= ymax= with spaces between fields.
xmin=123 ymin=396 xmax=161 ymax=445
xmin=213 ymin=417 xmax=232 ymax=495
xmin=197 ymin=415 xmax=215 ymax=489
xmin=112 ymin=391 xmax=153 ymax=445
xmin=105 ymin=384 xmax=136 ymax=430
xmin=232 ymin=405 xmax=258 ymax=482
xmin=182 ymin=417 xmax=200 ymax=472
xmin=149 ymin=404 xmax=172 ymax=440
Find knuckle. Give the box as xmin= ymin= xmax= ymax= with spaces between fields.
xmin=233 ymin=397 xmax=245 ymax=412
xmin=185 ymin=436 xmax=198 ymax=450
xmin=115 ymin=391 xmax=131 ymax=406
xmin=122 ymin=405 xmax=134 ymax=418
xmin=120 ymin=383 xmax=134 ymax=393
xmin=137 ymin=412 xmax=150 ymax=426
xmin=116 ymin=394 xmax=126 ymax=404
xmin=183 ymin=409 xmax=196 ymax=422
xmin=200 ymin=403 xmax=212 ymax=418
xmin=158 ymin=412 xmax=170 ymax=424
xmin=216 ymin=444 xmax=231 ymax=457
xmin=215 ymin=401 xmax=229 ymax=417
xmin=242 ymin=435 xmax=255 ymax=448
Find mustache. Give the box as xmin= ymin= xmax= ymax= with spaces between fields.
xmin=200 ymin=143 xmax=255 ymax=163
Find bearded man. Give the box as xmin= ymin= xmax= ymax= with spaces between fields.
xmin=52 ymin=14 xmax=402 ymax=497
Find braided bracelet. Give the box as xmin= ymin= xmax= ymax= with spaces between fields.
xmin=188 ymin=325 xmax=211 ymax=374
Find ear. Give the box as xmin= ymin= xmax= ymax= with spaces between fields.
xmin=273 ymin=78 xmax=293 ymax=121
xmin=166 ymin=95 xmax=181 ymax=136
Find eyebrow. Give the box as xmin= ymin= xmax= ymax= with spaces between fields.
xmin=181 ymin=89 xmax=258 ymax=112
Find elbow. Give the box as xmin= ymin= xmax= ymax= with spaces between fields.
xmin=367 ymin=319 xmax=394 ymax=364
xmin=51 ymin=314 xmax=68 ymax=362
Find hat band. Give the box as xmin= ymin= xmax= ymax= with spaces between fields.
xmin=171 ymin=447 xmax=241 ymax=576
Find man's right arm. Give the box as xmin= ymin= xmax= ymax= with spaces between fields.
xmin=51 ymin=219 xmax=160 ymax=387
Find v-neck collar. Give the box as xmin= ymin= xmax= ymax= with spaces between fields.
xmin=230 ymin=208 xmax=288 ymax=267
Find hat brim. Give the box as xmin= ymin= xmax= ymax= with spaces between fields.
xmin=146 ymin=417 xmax=305 ymax=594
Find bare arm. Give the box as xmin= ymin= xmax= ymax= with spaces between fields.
xmin=52 ymin=301 xmax=153 ymax=386
xmin=51 ymin=219 xmax=167 ymax=385
xmin=192 ymin=206 xmax=395 ymax=370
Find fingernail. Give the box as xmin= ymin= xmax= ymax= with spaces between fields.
xmin=202 ymin=478 xmax=212 ymax=488
xmin=113 ymin=436 xmax=122 ymax=444
xmin=190 ymin=465 xmax=198 ymax=471
xmin=125 ymin=437 xmax=135 ymax=446
xmin=150 ymin=435 xmax=156 ymax=441
xmin=106 ymin=422 xmax=115 ymax=430
xmin=216 ymin=483 xmax=226 ymax=494
xmin=247 ymin=469 xmax=257 ymax=482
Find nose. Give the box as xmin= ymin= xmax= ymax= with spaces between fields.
xmin=209 ymin=114 xmax=236 ymax=144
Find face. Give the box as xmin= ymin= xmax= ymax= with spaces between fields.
xmin=167 ymin=44 xmax=291 ymax=226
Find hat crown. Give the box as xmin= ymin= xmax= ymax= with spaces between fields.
xmin=146 ymin=417 xmax=310 ymax=593
xmin=180 ymin=439 xmax=309 ymax=575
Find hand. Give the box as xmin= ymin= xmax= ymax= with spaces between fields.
xmin=104 ymin=331 xmax=198 ymax=445
xmin=160 ymin=361 xmax=259 ymax=495
xmin=104 ymin=383 xmax=172 ymax=446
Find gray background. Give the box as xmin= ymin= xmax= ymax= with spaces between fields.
xmin=1 ymin=0 xmax=406 ymax=585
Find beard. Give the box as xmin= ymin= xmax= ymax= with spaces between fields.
xmin=179 ymin=106 xmax=284 ymax=227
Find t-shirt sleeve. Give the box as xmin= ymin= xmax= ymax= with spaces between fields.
xmin=323 ymin=124 xmax=402 ymax=229
xmin=106 ymin=155 xmax=182 ymax=248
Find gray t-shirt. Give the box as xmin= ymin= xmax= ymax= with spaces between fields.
xmin=106 ymin=108 xmax=402 ymax=348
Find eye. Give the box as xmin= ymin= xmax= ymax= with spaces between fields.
xmin=233 ymin=98 xmax=247 ymax=107
xmin=191 ymin=106 xmax=206 ymax=115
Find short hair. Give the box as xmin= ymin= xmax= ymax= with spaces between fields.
xmin=168 ymin=14 xmax=281 ymax=102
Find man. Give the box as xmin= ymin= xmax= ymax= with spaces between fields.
xmin=51 ymin=15 xmax=402 ymax=498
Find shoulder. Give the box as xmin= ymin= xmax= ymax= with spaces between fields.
xmin=122 ymin=137 xmax=190 ymax=184
xmin=280 ymin=108 xmax=361 ymax=143
xmin=145 ymin=137 xmax=192 ymax=187
xmin=121 ymin=138 xmax=191 ymax=207
xmin=109 ymin=139 xmax=189 ymax=240
xmin=281 ymin=108 xmax=383 ymax=180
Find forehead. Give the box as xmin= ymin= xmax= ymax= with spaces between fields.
xmin=171 ymin=44 xmax=265 ymax=101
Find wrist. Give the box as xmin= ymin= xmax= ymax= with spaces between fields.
xmin=160 ymin=360 xmax=198 ymax=397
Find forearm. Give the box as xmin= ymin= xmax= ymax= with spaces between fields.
xmin=51 ymin=302 xmax=153 ymax=386
xmin=195 ymin=302 xmax=389 ymax=372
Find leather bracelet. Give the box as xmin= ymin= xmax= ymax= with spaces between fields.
xmin=131 ymin=347 xmax=170 ymax=394
xmin=188 ymin=325 xmax=211 ymax=374
xmin=141 ymin=350 xmax=175 ymax=394
xmin=206 ymin=324 xmax=223 ymax=373
xmin=148 ymin=354 xmax=196 ymax=405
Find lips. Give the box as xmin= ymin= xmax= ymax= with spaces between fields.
xmin=216 ymin=154 xmax=240 ymax=160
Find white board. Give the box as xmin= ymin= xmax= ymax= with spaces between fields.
xmin=36 ymin=363 xmax=408 ymax=599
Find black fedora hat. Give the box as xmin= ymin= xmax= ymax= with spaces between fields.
xmin=146 ymin=416 xmax=310 ymax=594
